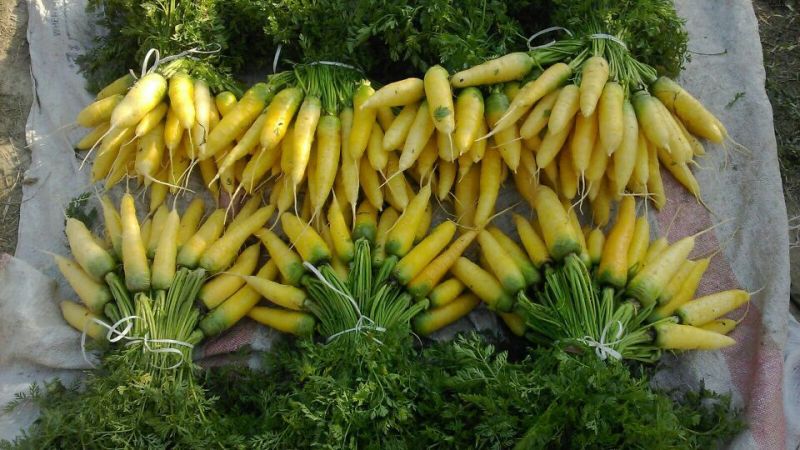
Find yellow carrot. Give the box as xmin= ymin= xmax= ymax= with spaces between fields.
xmin=96 ymin=73 xmax=134 ymax=100
xmin=65 ymin=217 xmax=115 ymax=282
xmin=628 ymin=235 xmax=696 ymax=307
xmin=168 ymin=72 xmax=195 ymax=130
xmin=633 ymin=90 xmax=671 ymax=152
xmin=151 ymin=209 xmax=180 ymax=290
xmin=451 ymin=257 xmax=513 ymax=312
xmin=519 ymin=89 xmax=561 ymax=140
xmin=513 ymin=214 xmax=550 ymax=268
xmin=413 ymin=293 xmax=481 ymax=336
xmin=281 ymin=213 xmax=331 ymax=264
xmin=199 ymin=205 xmax=275 ymax=272
xmin=407 ymin=230 xmax=477 ymax=298
xmin=255 ymin=228 xmax=305 ymax=286
xmin=597 ymin=82 xmax=624 ymax=155
xmin=291 ymin=95 xmax=322 ymax=186
xmin=454 ymin=88 xmax=485 ymax=155
xmin=579 ymin=56 xmax=610 ymax=116
xmin=353 ymin=201 xmax=378 ymax=242
xmin=176 ymin=198 xmax=206 ymax=247
xmin=359 ymin=156 xmax=384 ymax=210
xmin=699 ymin=319 xmax=738 ymax=335
xmin=245 ymin=275 xmax=309 ymax=311
xmin=176 ymin=210 xmax=225 ymax=268
xmin=429 ymin=278 xmax=466 ymax=308
xmin=383 ymin=103 xmax=419 ymax=151
xmin=650 ymin=258 xmax=710 ymax=320
xmin=425 ymin=65 xmax=455 ymax=135
xmin=363 ymin=78 xmax=424 ymax=108
xmin=328 ymin=197 xmax=355 ymax=263
xmin=586 ymin=227 xmax=605 ymax=266
xmin=76 ymin=122 xmax=112 ymax=150
xmin=450 ymin=52 xmax=534 ymax=87
xmin=54 ymin=254 xmax=112 ymax=313
xmin=400 ymin=101 xmax=436 ymax=171
xmin=627 ymin=215 xmax=650 ymax=273
xmin=651 ymin=77 xmax=725 ymax=143
xmin=248 ymin=306 xmax=316 ymax=337
xmin=478 ymin=230 xmax=526 ymax=294
xmin=77 ymin=94 xmax=123 ymax=128
xmin=349 ymin=82 xmax=377 ymax=158
xmin=260 ymin=87 xmax=304 ymax=150
xmin=134 ymin=102 xmax=167 ymax=138
xmin=654 ymin=321 xmax=735 ymax=350
xmin=200 ymin=243 xmax=261 ymax=309
xmin=373 ymin=207 xmax=400 ymax=267
xmin=199 ymin=261 xmax=279 ymax=337
xmin=367 ymin=123 xmax=388 ymax=171
xmin=487 ymin=63 xmax=571 ymax=137
xmin=677 ymin=290 xmax=750 ymax=326
xmin=485 ymin=90 xmax=521 ymax=171
xmin=488 ymin=226 xmax=540 ymax=286
xmin=385 ymin=183 xmax=432 ymax=256
xmin=548 ymin=84 xmax=580 ymax=135
xmin=205 ymin=83 xmax=273 ymax=159
xmin=455 ymin=164 xmax=479 ymax=229
xmin=394 ymin=221 xmax=457 ymax=285
xmin=119 ymin=193 xmax=150 ymax=291
xmin=60 ymin=301 xmax=105 ymax=340
xmin=437 ymin=159 xmax=457 ymax=202
xmin=597 ymin=196 xmax=636 ymax=287
xmin=474 ymin=148 xmax=502 ymax=228
xmin=532 ymin=186 xmax=581 ymax=260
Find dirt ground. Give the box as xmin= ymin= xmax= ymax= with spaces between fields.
xmin=753 ymin=0 xmax=800 ymax=313
xmin=0 ymin=0 xmax=31 ymax=255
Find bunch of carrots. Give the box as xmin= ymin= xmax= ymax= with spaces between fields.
xmin=65 ymin=16 xmax=748 ymax=362
xmin=449 ymin=186 xmax=749 ymax=360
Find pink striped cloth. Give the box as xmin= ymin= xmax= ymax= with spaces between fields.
xmin=657 ymin=171 xmax=786 ymax=449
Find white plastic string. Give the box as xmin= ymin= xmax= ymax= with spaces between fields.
xmin=588 ymin=33 xmax=628 ymax=50
xmin=306 ymin=60 xmax=362 ymax=72
xmin=135 ymin=334 xmax=195 ymax=370
xmin=272 ymin=44 xmax=283 ymax=74
xmin=80 ymin=315 xmax=193 ymax=369
xmin=141 ymin=48 xmax=160 ymax=78
xmin=526 ymin=26 xmax=574 ymax=50
xmin=578 ymin=320 xmax=625 ymax=361
xmin=140 ymin=45 xmax=223 ymax=77
xmin=302 ymin=261 xmax=386 ymax=343
xmin=303 ymin=261 xmax=353 ymax=301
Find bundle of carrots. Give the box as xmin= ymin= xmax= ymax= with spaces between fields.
xmin=58 ymin=192 xmax=277 ymax=347
xmin=245 ymin=188 xmax=483 ymax=339
xmin=450 ymin=186 xmax=749 ymax=360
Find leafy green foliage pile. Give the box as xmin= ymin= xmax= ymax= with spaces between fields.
xmin=420 ymin=336 xmax=744 ymax=449
xmin=203 ymin=334 xmax=742 ymax=449
xmin=2 ymin=333 xmax=743 ymax=449
xmin=258 ymin=0 xmax=546 ymax=79
xmin=0 ymin=350 xmax=235 ymax=449
xmin=79 ymin=0 xmax=239 ymax=93
xmin=547 ymin=0 xmax=689 ymax=77
xmin=79 ymin=0 xmax=548 ymax=91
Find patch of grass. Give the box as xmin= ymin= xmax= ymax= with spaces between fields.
xmin=754 ymin=0 xmax=800 ymax=310
xmin=755 ymin=0 xmax=800 ymax=196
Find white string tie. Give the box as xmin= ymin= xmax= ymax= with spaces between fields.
xmin=302 ymin=261 xmax=386 ymax=344
xmin=80 ymin=315 xmax=194 ymax=369
xmin=578 ymin=320 xmax=625 ymax=361
xmin=273 ymin=44 xmax=283 ymax=74
xmin=526 ymin=26 xmax=573 ymax=50
xmin=306 ymin=60 xmax=361 ymax=72
xmin=140 ymin=45 xmax=223 ymax=77
xmin=588 ymin=33 xmax=628 ymax=50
